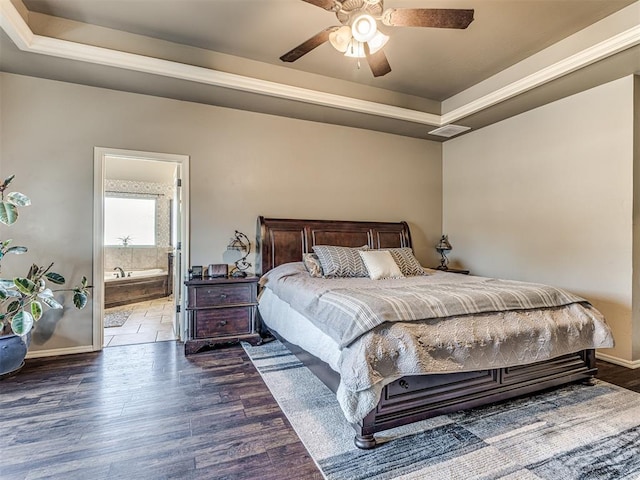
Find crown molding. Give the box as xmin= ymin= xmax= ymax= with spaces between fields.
xmin=442 ymin=24 xmax=640 ymax=125
xmin=1 ymin=0 xmax=638 ymax=132
xmin=0 ymin=0 xmax=32 ymax=47
xmin=31 ymin=35 xmax=443 ymax=126
xmin=0 ymin=1 xmax=441 ymax=126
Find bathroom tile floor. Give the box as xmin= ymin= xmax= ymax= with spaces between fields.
xmin=103 ymin=296 xmax=177 ymax=347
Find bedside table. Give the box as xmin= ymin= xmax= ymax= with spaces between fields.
xmin=435 ymin=267 xmax=470 ymax=275
xmin=184 ymin=276 xmax=262 ymax=355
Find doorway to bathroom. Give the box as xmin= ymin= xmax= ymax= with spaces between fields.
xmin=93 ymin=148 xmax=190 ymax=350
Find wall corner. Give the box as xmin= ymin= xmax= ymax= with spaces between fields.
xmin=633 ymin=74 xmax=640 ymax=361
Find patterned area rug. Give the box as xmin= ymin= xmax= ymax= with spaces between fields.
xmin=104 ymin=310 xmax=132 ymax=328
xmin=242 ymin=340 xmax=640 ymax=480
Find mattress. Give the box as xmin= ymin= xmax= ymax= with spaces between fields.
xmin=258 ymin=287 xmax=341 ymax=372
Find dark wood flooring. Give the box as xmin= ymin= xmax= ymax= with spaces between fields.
xmin=594 ymin=358 xmax=640 ymax=393
xmin=1 ymin=342 xmax=638 ymax=480
xmin=1 ymin=342 xmax=322 ymax=480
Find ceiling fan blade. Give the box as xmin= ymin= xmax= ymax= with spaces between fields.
xmin=364 ymin=44 xmax=392 ymax=77
xmin=302 ymin=0 xmax=340 ymax=11
xmin=280 ymin=26 xmax=340 ymax=63
xmin=382 ymin=8 xmax=474 ymax=29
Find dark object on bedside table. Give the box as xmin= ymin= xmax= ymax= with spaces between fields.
xmin=189 ymin=265 xmax=203 ymax=279
xmin=184 ymin=276 xmax=262 ymax=355
xmin=436 ymin=267 xmax=470 ymax=274
xmin=435 ymin=234 xmax=453 ymax=269
xmin=207 ymin=263 xmax=228 ymax=278
xmin=256 ymin=216 xmax=598 ymax=449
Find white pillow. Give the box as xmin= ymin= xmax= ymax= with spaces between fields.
xmin=359 ymin=250 xmax=404 ymax=280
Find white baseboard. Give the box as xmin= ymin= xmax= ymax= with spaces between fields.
xmin=23 ymin=346 xmax=640 ymax=369
xmin=596 ymin=352 xmax=640 ymax=369
xmin=26 ymin=345 xmax=98 ymax=359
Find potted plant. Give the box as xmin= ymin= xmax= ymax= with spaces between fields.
xmin=0 ymin=175 xmax=91 ymax=378
xmin=118 ymin=235 xmax=132 ymax=247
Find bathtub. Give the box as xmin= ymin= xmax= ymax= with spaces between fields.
xmin=104 ymin=268 xmax=173 ymax=308
xmin=105 ymin=268 xmax=167 ymax=282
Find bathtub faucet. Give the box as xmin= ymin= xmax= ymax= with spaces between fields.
xmin=114 ymin=267 xmax=125 ymax=278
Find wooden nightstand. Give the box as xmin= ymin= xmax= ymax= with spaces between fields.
xmin=184 ymin=276 xmax=262 ymax=355
xmin=435 ymin=267 xmax=470 ymax=275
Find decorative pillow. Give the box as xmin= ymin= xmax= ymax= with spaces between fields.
xmin=312 ymin=245 xmax=369 ymax=278
xmin=302 ymin=253 xmax=324 ymax=278
xmin=385 ymin=247 xmax=428 ymax=276
xmin=359 ymin=250 xmax=404 ymax=280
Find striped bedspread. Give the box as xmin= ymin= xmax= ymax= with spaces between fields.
xmin=261 ymin=263 xmax=587 ymax=348
xmin=317 ymin=280 xmax=587 ymax=347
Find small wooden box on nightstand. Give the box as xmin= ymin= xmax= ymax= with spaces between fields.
xmin=184 ymin=276 xmax=262 ymax=355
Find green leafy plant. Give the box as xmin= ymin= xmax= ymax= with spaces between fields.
xmin=0 ymin=175 xmax=91 ymax=337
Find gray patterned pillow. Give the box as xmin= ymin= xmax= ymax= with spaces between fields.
xmin=312 ymin=245 xmax=369 ymax=278
xmin=302 ymin=253 xmax=324 ymax=277
xmin=385 ymin=247 xmax=428 ymax=276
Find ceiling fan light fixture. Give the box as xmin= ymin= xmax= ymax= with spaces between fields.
xmin=351 ymin=14 xmax=377 ymax=42
xmin=344 ymin=38 xmax=366 ymax=58
xmin=329 ymin=25 xmax=352 ymax=52
xmin=367 ymin=30 xmax=389 ymax=54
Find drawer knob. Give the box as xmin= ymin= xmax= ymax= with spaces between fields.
xmin=399 ymin=380 xmax=409 ymax=389
xmin=219 ymin=320 xmax=228 ymax=326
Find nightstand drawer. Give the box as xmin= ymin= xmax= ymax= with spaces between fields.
xmin=193 ymin=307 xmax=252 ymax=338
xmin=193 ymin=284 xmax=253 ymax=306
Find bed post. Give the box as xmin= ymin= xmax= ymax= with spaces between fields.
xmin=354 ymin=434 xmax=376 ymax=450
xmin=255 ymin=216 xmax=266 ymax=277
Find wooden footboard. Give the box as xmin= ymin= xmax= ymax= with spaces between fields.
xmin=275 ymin=332 xmax=596 ymax=449
xmin=355 ymin=349 xmax=596 ymax=448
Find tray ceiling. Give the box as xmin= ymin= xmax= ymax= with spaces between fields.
xmin=1 ymin=0 xmax=639 ymax=140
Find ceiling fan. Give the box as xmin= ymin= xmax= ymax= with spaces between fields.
xmin=280 ymin=0 xmax=474 ymax=77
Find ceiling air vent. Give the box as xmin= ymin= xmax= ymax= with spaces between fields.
xmin=428 ymin=124 xmax=471 ymax=138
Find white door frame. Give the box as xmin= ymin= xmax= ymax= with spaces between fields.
xmin=93 ymin=147 xmax=190 ymax=351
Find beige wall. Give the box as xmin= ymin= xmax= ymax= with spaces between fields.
xmin=443 ymin=75 xmax=636 ymax=363
xmin=7 ymin=68 xmax=633 ymax=361
xmin=0 ymin=72 xmax=442 ymax=353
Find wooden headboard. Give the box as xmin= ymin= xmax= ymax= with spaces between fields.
xmin=256 ymin=216 xmax=413 ymax=276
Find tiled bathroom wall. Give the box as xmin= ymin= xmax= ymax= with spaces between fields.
xmin=105 ymin=246 xmax=171 ymax=272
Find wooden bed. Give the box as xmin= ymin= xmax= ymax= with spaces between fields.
xmin=255 ymin=216 xmax=597 ymax=449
